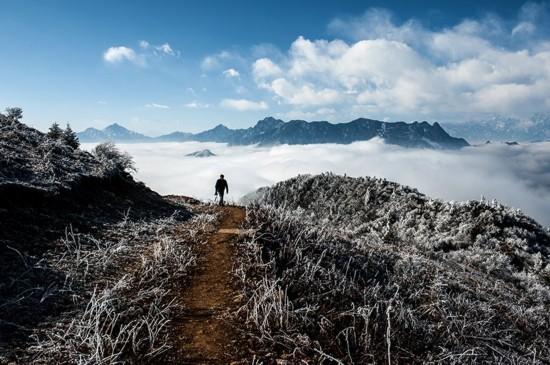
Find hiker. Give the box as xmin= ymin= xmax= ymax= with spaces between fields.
xmin=215 ymin=174 xmax=229 ymax=206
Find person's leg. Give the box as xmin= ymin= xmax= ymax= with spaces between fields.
xmin=219 ymin=192 xmax=224 ymax=206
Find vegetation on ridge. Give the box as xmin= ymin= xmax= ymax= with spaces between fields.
xmin=0 ymin=112 xmax=212 ymax=363
xmin=235 ymin=174 xmax=550 ymax=363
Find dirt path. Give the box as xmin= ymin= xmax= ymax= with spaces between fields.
xmin=174 ymin=206 xmax=246 ymax=364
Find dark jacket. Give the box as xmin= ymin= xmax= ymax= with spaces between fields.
xmin=215 ymin=178 xmax=228 ymax=194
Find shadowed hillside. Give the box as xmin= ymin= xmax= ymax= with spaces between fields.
xmin=0 ymin=113 xmax=199 ymax=362
xmin=0 ymin=115 xmax=183 ymax=250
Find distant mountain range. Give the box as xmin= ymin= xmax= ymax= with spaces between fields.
xmin=78 ymin=123 xmax=153 ymax=143
xmin=442 ymin=114 xmax=550 ymax=143
xmin=78 ymin=117 xmax=469 ymax=149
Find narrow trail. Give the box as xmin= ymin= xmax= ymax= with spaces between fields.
xmin=175 ymin=206 xmax=246 ymax=364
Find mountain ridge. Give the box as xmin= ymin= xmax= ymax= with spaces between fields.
xmin=79 ymin=123 xmax=152 ymax=142
xmin=443 ymin=114 xmax=550 ymax=143
xmin=79 ymin=117 xmax=469 ymax=149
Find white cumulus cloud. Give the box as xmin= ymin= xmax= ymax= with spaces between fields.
xmin=269 ymin=78 xmax=342 ymax=106
xmin=103 ymin=46 xmax=141 ymax=65
xmin=223 ymin=68 xmax=240 ymax=77
xmin=104 ymin=41 xmax=178 ymax=67
xmin=184 ymin=101 xmax=210 ymax=108
xmin=220 ymin=98 xmax=268 ymax=111
xmin=251 ymin=7 xmax=550 ymax=121
xmin=252 ymin=58 xmax=282 ymax=79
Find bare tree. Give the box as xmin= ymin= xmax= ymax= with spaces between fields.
xmin=4 ymin=107 xmax=23 ymax=121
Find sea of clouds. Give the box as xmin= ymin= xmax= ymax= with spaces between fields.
xmin=83 ymin=140 xmax=550 ymax=226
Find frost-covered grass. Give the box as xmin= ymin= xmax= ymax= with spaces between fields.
xmin=236 ymin=174 xmax=550 ymax=363
xmin=0 ymin=114 xmax=206 ymax=363
xmin=0 ymin=115 xmax=227 ymax=363
xmin=21 ymin=209 xmax=220 ymax=364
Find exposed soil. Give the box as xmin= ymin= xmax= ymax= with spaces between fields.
xmin=172 ymin=206 xmax=246 ymax=364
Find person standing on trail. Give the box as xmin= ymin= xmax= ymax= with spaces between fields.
xmin=215 ymin=174 xmax=229 ymax=206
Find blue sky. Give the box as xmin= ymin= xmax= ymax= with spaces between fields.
xmin=1 ymin=0 xmax=549 ymax=135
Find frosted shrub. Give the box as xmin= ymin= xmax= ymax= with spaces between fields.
xmin=93 ymin=141 xmax=136 ymax=176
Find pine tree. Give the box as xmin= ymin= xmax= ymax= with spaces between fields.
xmin=47 ymin=122 xmax=63 ymax=140
xmin=62 ymin=123 xmax=80 ymax=149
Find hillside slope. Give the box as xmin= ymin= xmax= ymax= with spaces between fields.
xmin=0 ymin=115 xmax=201 ymax=363
xmin=237 ymin=173 xmax=550 ymax=363
xmin=0 ymin=114 xmax=181 ymax=255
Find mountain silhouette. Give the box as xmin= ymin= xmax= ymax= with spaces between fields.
xmin=79 ymin=117 xmax=469 ymax=149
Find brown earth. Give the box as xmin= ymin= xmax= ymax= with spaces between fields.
xmin=172 ymin=206 xmax=246 ymax=364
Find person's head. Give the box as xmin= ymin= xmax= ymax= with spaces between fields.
xmin=220 ymin=174 xmax=224 ymax=179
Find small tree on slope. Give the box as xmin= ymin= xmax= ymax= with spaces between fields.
xmin=93 ymin=141 xmax=136 ymax=175
xmin=62 ymin=123 xmax=80 ymax=149
xmin=4 ymin=107 xmax=23 ymax=121
xmin=47 ymin=122 xmax=63 ymax=140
